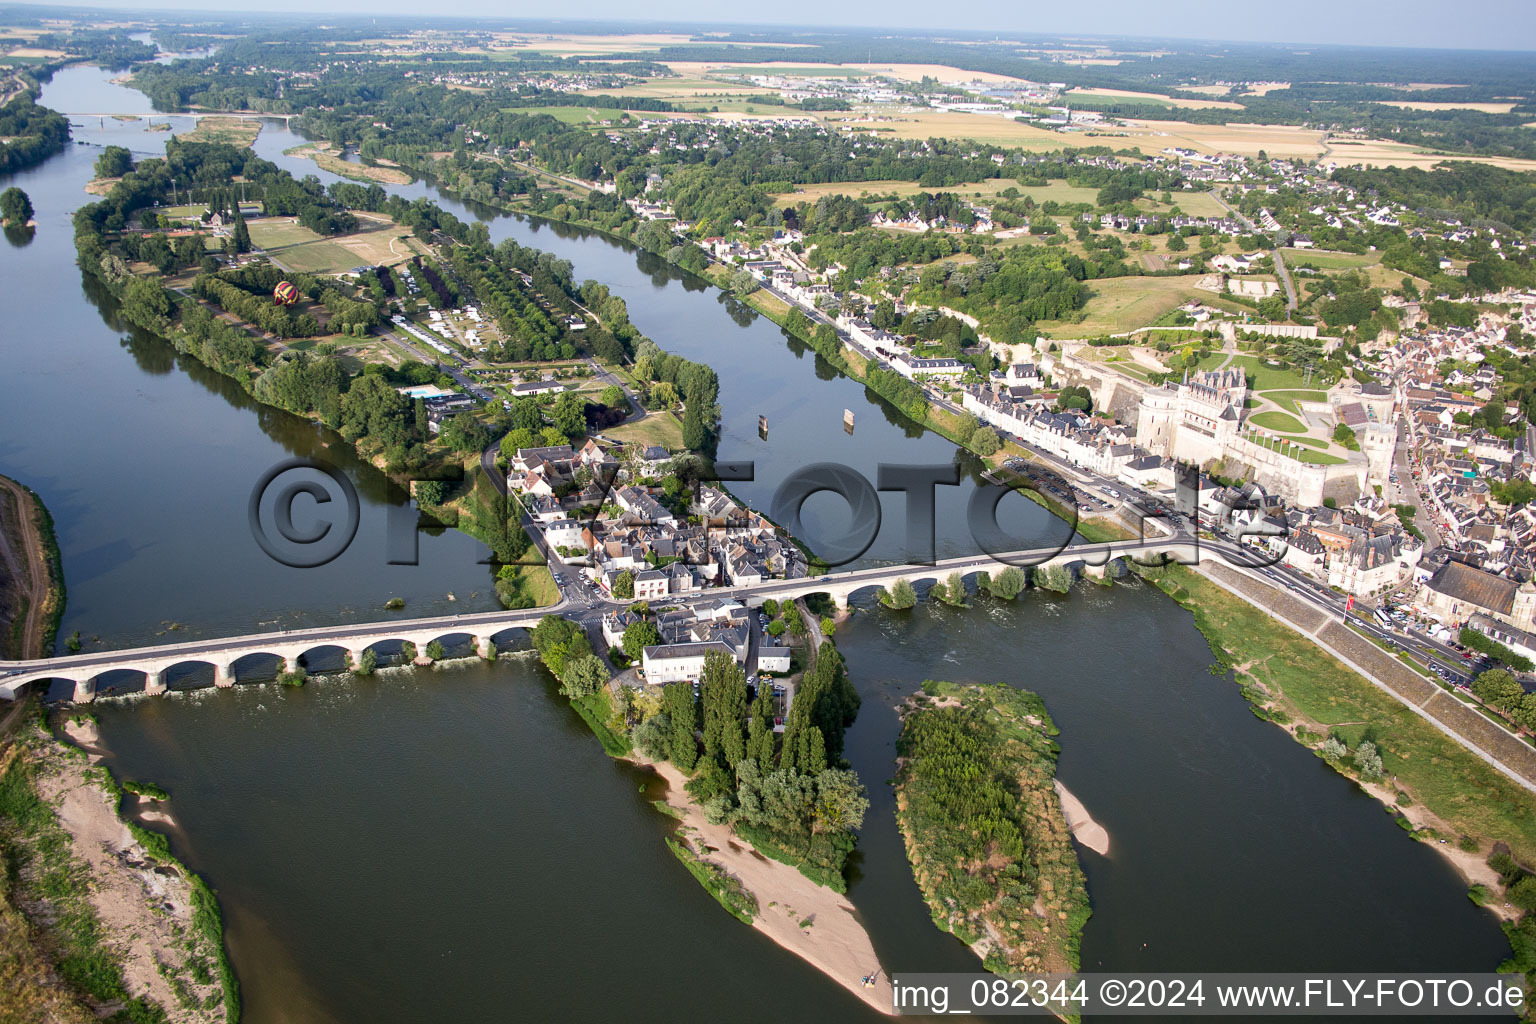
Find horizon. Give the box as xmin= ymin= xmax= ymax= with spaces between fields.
xmin=4 ymin=2 xmax=1536 ymax=53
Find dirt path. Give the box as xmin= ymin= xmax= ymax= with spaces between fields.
xmin=0 ymin=474 xmax=52 ymax=659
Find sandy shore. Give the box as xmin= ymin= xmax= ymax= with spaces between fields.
xmin=28 ymin=730 xmax=227 ymax=1022
xmin=645 ymin=759 xmax=893 ymax=1014
xmin=1054 ymin=780 xmax=1110 ymax=857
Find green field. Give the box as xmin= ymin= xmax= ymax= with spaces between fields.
xmin=1249 ymin=410 xmax=1308 ymax=433
xmin=247 ymin=215 xmax=420 ymax=274
xmin=1200 ymin=354 xmax=1327 ymax=393
xmin=604 ymin=411 xmax=684 ymax=448
xmin=1245 ymin=431 xmax=1347 ymax=464
xmin=1138 ymin=189 xmax=1230 ymax=219
xmin=1281 ymin=248 xmax=1381 ymax=270
xmin=1146 ymin=564 xmax=1536 ymax=865
xmin=501 ymin=104 xmax=629 ymax=124
xmin=1071 ymin=88 xmax=1178 ymax=107
xmin=1261 ymin=388 xmax=1330 ymax=414
xmin=1038 ymin=275 xmax=1245 ymax=338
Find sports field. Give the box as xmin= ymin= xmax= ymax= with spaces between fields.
xmin=247 ymin=214 xmax=424 ymax=274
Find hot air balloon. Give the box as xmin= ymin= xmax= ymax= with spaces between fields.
xmin=273 ymin=281 xmax=300 ymax=306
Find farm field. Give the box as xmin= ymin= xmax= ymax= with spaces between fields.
xmin=1373 ymin=100 xmax=1517 ymax=113
xmin=247 ymin=213 xmax=423 ymax=274
xmin=829 ymin=109 xmax=1067 ymax=149
xmin=663 ymin=60 xmax=1029 ymax=84
xmin=664 ymin=61 xmax=870 ymax=78
xmin=578 ymin=77 xmax=774 ymax=100
xmin=769 ymin=178 xmax=1102 ymax=208
xmin=1066 ymin=87 xmax=1243 ymax=110
xmin=1082 ymin=119 xmax=1330 ymax=158
xmin=1325 ymin=138 xmax=1536 ymax=172
xmin=1036 ymin=275 xmax=1246 ymax=337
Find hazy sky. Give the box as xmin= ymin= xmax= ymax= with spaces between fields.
xmin=21 ymin=0 xmax=1536 ymax=51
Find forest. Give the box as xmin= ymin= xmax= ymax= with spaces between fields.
xmin=0 ymin=94 xmax=69 ymax=176
xmin=895 ymin=681 xmax=1090 ymax=977
xmin=622 ymin=644 xmax=868 ymax=889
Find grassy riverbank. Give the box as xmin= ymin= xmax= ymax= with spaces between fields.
xmin=1138 ymin=562 xmax=1536 ymax=863
xmin=0 ymin=705 xmax=238 ymax=1023
xmin=0 ymin=474 xmax=66 ymax=659
xmin=895 ymin=681 xmax=1090 ymax=980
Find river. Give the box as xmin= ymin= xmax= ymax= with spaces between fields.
xmin=0 ymin=64 xmax=1512 ymax=1022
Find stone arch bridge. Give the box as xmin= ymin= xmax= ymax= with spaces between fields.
xmin=0 ymin=536 xmax=1225 ymax=703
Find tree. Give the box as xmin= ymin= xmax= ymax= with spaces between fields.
xmin=94 ymin=146 xmax=133 ymax=179
xmin=622 ymin=619 xmax=661 ymax=661
xmin=551 ymin=392 xmax=587 ymax=441
xmin=1473 ymin=668 xmax=1525 ymax=713
xmin=500 ymin=428 xmax=536 ymax=460
xmin=612 ymin=570 xmax=635 ymax=600
xmin=970 ymin=427 xmax=1001 ymax=457
xmin=1509 ymin=876 xmax=1536 ymax=912
xmin=700 ymin=651 xmax=748 ymax=779
xmin=0 ymin=187 xmax=32 ymax=227
xmin=600 ymin=384 xmax=626 ymax=409
xmin=881 ymin=578 xmax=917 ymax=609
xmin=820 ymin=616 xmax=836 ymax=636
xmin=425 ymin=640 xmax=446 ymax=662
xmin=953 ymin=414 xmax=980 ymax=445
xmin=1352 ymin=740 xmax=1384 ymax=782
xmin=729 ymin=268 xmax=759 ymax=296
xmin=651 ymin=380 xmax=679 ymax=408
xmin=812 ymin=767 xmax=868 ymax=834
xmin=559 ymin=653 xmax=609 ymax=699
xmin=355 ymin=647 xmax=378 ymax=676
xmin=661 ymin=681 xmax=697 ymax=770
xmin=990 ymin=566 xmax=1026 ymax=600
xmin=1166 ymin=232 xmax=1187 ymax=252
xmin=439 ymin=412 xmax=490 ymax=453
xmin=230 ymin=209 xmax=251 ymax=254
xmin=1332 ymin=422 xmax=1360 ymax=450
xmin=415 ymin=480 xmax=446 ymax=506
xmin=681 ymin=401 xmax=706 ymax=451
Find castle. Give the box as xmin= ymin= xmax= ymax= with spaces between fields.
xmin=1136 ymin=368 xmax=1248 ymax=467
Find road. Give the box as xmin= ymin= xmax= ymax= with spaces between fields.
xmin=1207 ymin=190 xmax=1295 ymax=311
xmin=1392 ymin=416 xmax=1442 ymax=548
xmin=1272 ymin=246 xmax=1299 ymax=312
